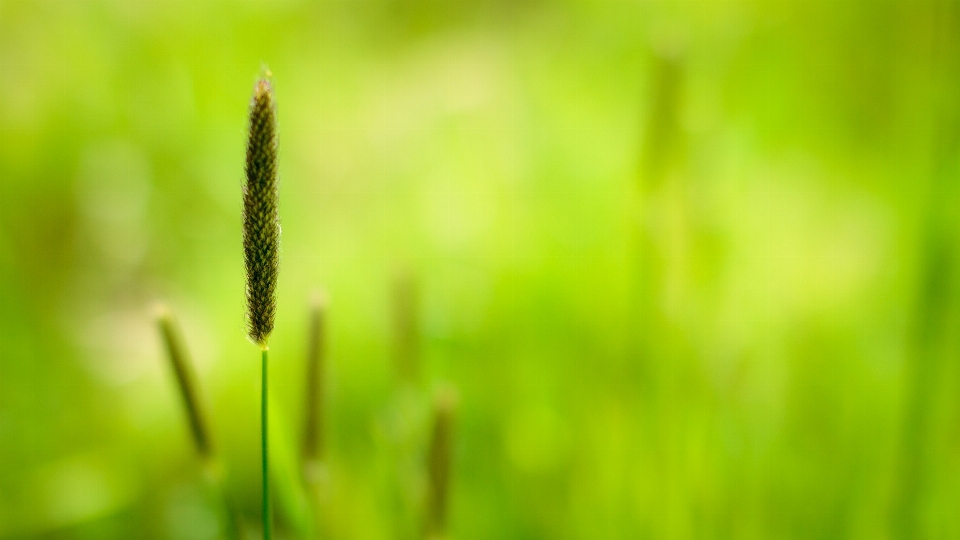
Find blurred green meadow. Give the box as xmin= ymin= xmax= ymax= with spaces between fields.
xmin=2 ymin=0 xmax=960 ymax=538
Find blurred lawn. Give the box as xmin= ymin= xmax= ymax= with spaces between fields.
xmin=2 ymin=0 xmax=960 ymax=539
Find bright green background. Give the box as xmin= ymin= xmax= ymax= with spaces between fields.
xmin=2 ymin=1 xmax=960 ymax=539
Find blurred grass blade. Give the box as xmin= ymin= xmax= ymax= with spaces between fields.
xmin=393 ymin=269 xmax=420 ymax=385
xmin=302 ymin=293 xmax=328 ymax=465
xmin=156 ymin=304 xmax=240 ymax=540
xmin=426 ymin=385 xmax=457 ymax=539
xmin=243 ymin=68 xmax=281 ymax=540
xmin=267 ymin=393 xmax=312 ymax=539
xmin=638 ymin=49 xmax=684 ymax=192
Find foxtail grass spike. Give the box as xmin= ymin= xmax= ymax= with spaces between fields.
xmin=156 ymin=305 xmax=213 ymax=460
xmin=302 ymin=293 xmax=328 ymax=464
xmin=426 ymin=385 xmax=458 ymax=539
xmin=243 ymin=70 xmax=280 ymax=348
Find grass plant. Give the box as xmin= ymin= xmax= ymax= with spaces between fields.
xmin=156 ymin=305 xmax=240 ymax=540
xmin=242 ymin=70 xmax=281 ymax=540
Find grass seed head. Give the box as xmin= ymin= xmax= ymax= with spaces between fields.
xmin=243 ymin=72 xmax=280 ymax=348
xmin=392 ymin=268 xmax=420 ymax=382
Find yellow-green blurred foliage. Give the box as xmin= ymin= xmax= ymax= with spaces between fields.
xmin=2 ymin=0 xmax=960 ymax=539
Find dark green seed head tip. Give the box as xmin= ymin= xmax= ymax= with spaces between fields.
xmin=242 ymin=69 xmax=280 ymax=347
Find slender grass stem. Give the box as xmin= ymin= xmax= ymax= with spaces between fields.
xmin=301 ymin=296 xmax=329 ymax=539
xmin=202 ymin=462 xmax=242 ymax=540
xmin=157 ymin=309 xmax=212 ymax=459
xmin=262 ymin=347 xmax=271 ymax=540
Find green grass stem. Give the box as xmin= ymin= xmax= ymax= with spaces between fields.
xmin=262 ymin=347 xmax=271 ymax=540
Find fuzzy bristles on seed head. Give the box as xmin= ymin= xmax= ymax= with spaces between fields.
xmin=243 ymin=73 xmax=280 ymax=348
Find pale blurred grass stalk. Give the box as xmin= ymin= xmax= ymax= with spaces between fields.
xmin=425 ymin=386 xmax=457 ymax=540
xmin=301 ymin=294 xmax=332 ymax=538
xmin=632 ymin=48 xmax=704 ymax=537
xmin=892 ymin=11 xmax=960 ymax=535
xmin=393 ymin=270 xmax=420 ymax=386
xmin=388 ymin=269 xmax=428 ymax=540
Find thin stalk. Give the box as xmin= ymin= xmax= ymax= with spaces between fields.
xmin=301 ymin=296 xmax=329 ymax=539
xmin=262 ymin=348 xmax=271 ymax=540
xmin=627 ymin=50 xmax=689 ymax=539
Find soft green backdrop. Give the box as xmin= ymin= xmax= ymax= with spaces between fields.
xmin=2 ymin=0 xmax=960 ymax=539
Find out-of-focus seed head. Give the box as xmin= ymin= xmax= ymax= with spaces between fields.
xmin=155 ymin=303 xmax=214 ymax=460
xmin=302 ymin=292 xmax=328 ymax=464
xmin=242 ymin=71 xmax=280 ymax=348
xmin=427 ymin=384 xmax=458 ymax=537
